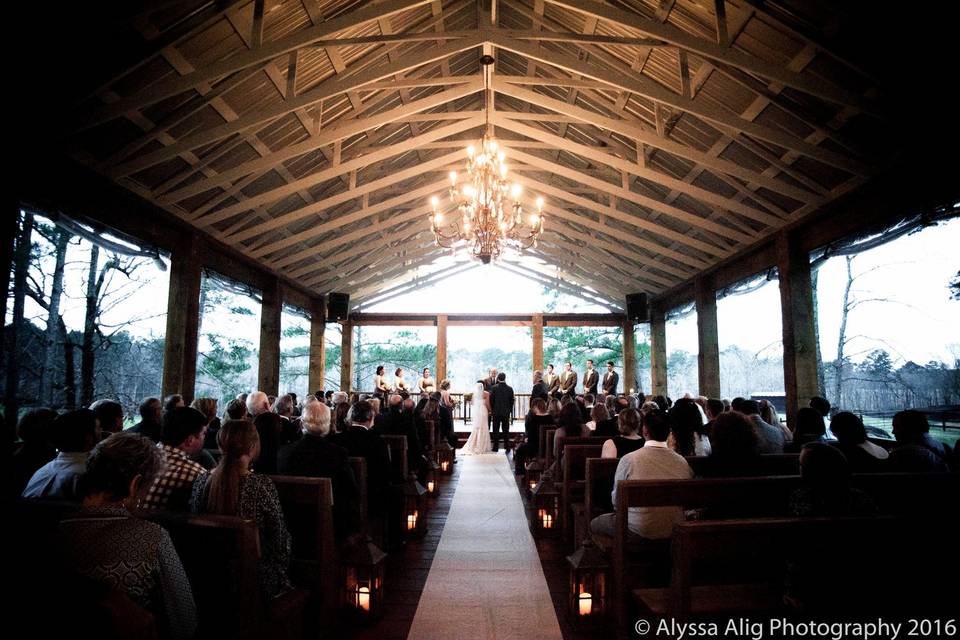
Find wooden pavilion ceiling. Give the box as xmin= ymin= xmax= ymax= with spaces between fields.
xmin=63 ymin=0 xmax=891 ymax=309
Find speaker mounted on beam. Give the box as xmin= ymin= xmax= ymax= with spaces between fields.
xmin=328 ymin=292 xmax=350 ymax=322
xmin=626 ymin=293 xmax=649 ymax=323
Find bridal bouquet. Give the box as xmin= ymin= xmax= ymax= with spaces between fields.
xmin=463 ymin=392 xmax=473 ymax=402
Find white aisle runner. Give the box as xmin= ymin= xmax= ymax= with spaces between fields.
xmin=407 ymin=454 xmax=564 ymax=640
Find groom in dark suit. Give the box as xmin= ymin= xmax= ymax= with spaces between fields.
xmin=489 ymin=372 xmax=515 ymax=452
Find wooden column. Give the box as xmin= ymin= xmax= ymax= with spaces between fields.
xmin=622 ymin=320 xmax=637 ymax=394
xmin=340 ymin=320 xmax=354 ymax=392
xmin=650 ymin=306 xmax=668 ymax=397
xmin=435 ymin=314 xmax=448 ymax=383
xmin=777 ymin=230 xmax=820 ymax=426
xmin=695 ymin=277 xmax=721 ymax=398
xmin=161 ymin=234 xmax=202 ymax=402
xmin=307 ymin=296 xmax=326 ymax=395
xmin=258 ymin=277 xmax=282 ymax=396
xmin=532 ymin=313 xmax=544 ymax=373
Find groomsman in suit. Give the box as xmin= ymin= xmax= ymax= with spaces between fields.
xmin=545 ymin=364 xmax=561 ymax=398
xmin=602 ymin=361 xmax=619 ymax=396
xmin=583 ymin=359 xmax=599 ymax=396
xmin=559 ymin=362 xmax=578 ymax=397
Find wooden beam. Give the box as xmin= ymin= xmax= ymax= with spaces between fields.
xmin=695 ymin=276 xmax=720 ymax=398
xmin=308 ymin=295 xmax=327 ymax=394
xmin=623 ymin=320 xmax=637 ymax=394
xmin=161 ymin=232 xmax=202 ymax=402
xmin=258 ymin=276 xmax=282 ymax=396
xmin=486 ymin=37 xmax=872 ymax=176
xmin=340 ymin=320 xmax=354 ymax=392
xmin=543 ymin=0 xmax=878 ymax=114
xmin=436 ymin=313 xmax=448 ymax=382
xmin=650 ymin=305 xmax=668 ymax=397
xmin=493 ymin=81 xmax=822 ymax=203
xmin=777 ymin=230 xmax=819 ymax=426
xmin=111 ymin=34 xmax=484 ymax=177
xmin=80 ymin=0 xmax=437 ymax=129
xmin=532 ymin=313 xmax=544 ymax=372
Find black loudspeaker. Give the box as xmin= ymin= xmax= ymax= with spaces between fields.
xmin=328 ymin=292 xmax=350 ymax=322
xmin=626 ymin=293 xmax=649 ymax=323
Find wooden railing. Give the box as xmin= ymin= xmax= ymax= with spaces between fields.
xmin=353 ymin=391 xmax=532 ymax=420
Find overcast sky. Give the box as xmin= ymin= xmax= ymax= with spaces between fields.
xmin=16 ymin=215 xmax=960 ymax=368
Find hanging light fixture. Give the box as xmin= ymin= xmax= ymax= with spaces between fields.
xmin=429 ymin=54 xmax=544 ymax=264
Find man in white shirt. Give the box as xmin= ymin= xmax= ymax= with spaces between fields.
xmin=590 ymin=411 xmax=693 ymax=543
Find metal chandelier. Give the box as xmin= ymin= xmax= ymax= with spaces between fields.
xmin=429 ymin=55 xmax=544 ymax=264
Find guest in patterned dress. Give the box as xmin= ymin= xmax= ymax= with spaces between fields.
xmin=190 ymin=419 xmax=293 ymax=600
xmin=59 ymin=432 xmax=198 ymax=640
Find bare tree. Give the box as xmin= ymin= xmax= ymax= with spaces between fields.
xmin=4 ymin=212 xmax=33 ymax=432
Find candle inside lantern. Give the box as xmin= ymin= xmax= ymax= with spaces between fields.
xmin=543 ymin=514 xmax=553 ymax=528
xmin=537 ymin=508 xmax=546 ymax=518
xmin=578 ymin=592 xmax=592 ymax=616
xmin=407 ymin=511 xmax=418 ymax=530
xmin=427 ymin=480 xmax=435 ymax=493
xmin=529 ymin=480 xmax=537 ymax=490
xmin=357 ymin=586 xmax=370 ymax=611
xmin=441 ymin=461 xmax=449 ymax=472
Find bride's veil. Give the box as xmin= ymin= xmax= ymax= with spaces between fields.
xmin=472 ymin=382 xmax=488 ymax=424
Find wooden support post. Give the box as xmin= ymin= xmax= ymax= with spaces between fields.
xmin=695 ymin=277 xmax=721 ymax=398
xmin=161 ymin=234 xmax=202 ymax=402
xmin=308 ymin=296 xmax=327 ymax=395
xmin=777 ymin=230 xmax=820 ymax=426
xmin=650 ymin=306 xmax=668 ymax=397
xmin=532 ymin=313 xmax=544 ymax=373
xmin=436 ymin=314 xmax=448 ymax=384
xmin=340 ymin=320 xmax=354 ymax=393
xmin=258 ymin=277 xmax=282 ymax=396
xmin=622 ymin=320 xmax=637 ymax=395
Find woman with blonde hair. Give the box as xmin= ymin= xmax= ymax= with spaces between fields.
xmin=190 ymin=420 xmax=293 ymax=600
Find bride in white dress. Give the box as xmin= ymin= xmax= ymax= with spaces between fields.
xmin=460 ymin=382 xmax=492 ymax=455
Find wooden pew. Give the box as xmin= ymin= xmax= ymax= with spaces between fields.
xmin=139 ymin=510 xmax=263 ymax=640
xmin=268 ymin=475 xmax=337 ymax=632
xmin=561 ymin=444 xmax=603 ymax=545
xmin=544 ymin=428 xmax=557 ymax=468
xmin=550 ymin=436 xmax=600 ymax=476
xmin=632 ymin=514 xmax=954 ymax=622
xmin=347 ymin=456 xmax=369 ymax=532
xmin=584 ymin=457 xmax=620 ymax=549
xmin=538 ymin=423 xmax=554 ymax=459
xmin=685 ymin=453 xmax=800 ymax=477
xmin=382 ymin=433 xmax=409 ymax=482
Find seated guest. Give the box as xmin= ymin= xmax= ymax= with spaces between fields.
xmin=248 ymin=391 xmax=283 ymax=474
xmin=704 ymin=398 xmax=724 ymax=439
xmin=531 ymin=370 xmax=548 ymax=400
xmin=273 ymin=394 xmax=302 ymax=446
xmin=590 ymin=408 xmax=693 ymax=546
xmin=60 ymin=432 xmax=197 ymax=640
xmin=809 ymin=396 xmax=831 ymax=418
xmin=383 ymin=395 xmax=425 ymax=478
xmin=331 ymin=401 xmax=392 ymax=516
xmin=141 ymin=407 xmax=208 ymax=511
xmin=225 ymin=397 xmax=248 ymax=420
xmin=11 ymin=407 xmax=57 ymax=497
xmin=412 ymin=396 xmax=434 ymax=448
xmin=786 ymin=407 xmax=827 ymax=453
xmin=698 ymin=411 xmax=763 ymax=477
xmin=590 ymin=404 xmax=618 ymax=437
xmin=600 ymin=408 xmax=645 ymax=459
xmin=190 ymin=397 xmax=220 ymax=467
xmin=640 ymin=400 xmax=659 ymax=416
xmin=129 ymin=397 xmax=162 ymax=442
xmin=652 ymin=395 xmax=670 ymax=411
xmin=553 ymin=402 xmax=587 ymax=462
xmin=23 ymin=409 xmax=100 ymax=500
xmin=334 ymin=401 xmax=351 ymax=434
xmin=547 ymin=397 xmax=562 ymax=420
xmin=191 ymin=420 xmax=293 ymax=600
xmin=331 ymin=391 xmax=348 ymax=406
xmin=760 ymin=399 xmax=792 ymax=445
xmin=669 ymin=398 xmax=712 ymax=456
xmin=741 ymin=399 xmax=784 ymax=454
xmin=431 ymin=391 xmax=457 ymax=448
xmin=163 ymin=394 xmax=185 ymax=413
xmin=889 ymin=409 xmax=952 ymax=471
xmin=324 ymin=390 xmax=335 ymax=406
xmin=604 ymin=394 xmax=618 ymax=417
xmin=90 ymin=399 xmax=124 ymax=437
xmin=790 ymin=443 xmax=877 ymax=517
xmin=371 ymin=397 xmax=388 ymax=432
xmin=829 ymin=412 xmax=888 ymax=472
xmin=515 ymin=398 xmax=554 ymax=474
xmin=279 ymin=401 xmax=361 ymax=540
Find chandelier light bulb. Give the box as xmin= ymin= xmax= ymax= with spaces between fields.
xmin=497 ymin=151 xmax=505 ymax=162
xmin=466 ymin=145 xmax=475 ymax=158
xmin=430 ymin=196 xmax=439 ymax=208
xmin=434 ymin=212 xmax=443 ymax=223
xmin=464 ymin=185 xmax=476 ymax=198
xmin=530 ymin=213 xmax=540 ymax=226
xmin=511 ymin=183 xmax=522 ymax=198
xmin=499 ymin=164 xmax=508 ymax=178
xmin=449 ymin=171 xmax=457 ymax=186
xmin=536 ymin=196 xmax=544 ymax=210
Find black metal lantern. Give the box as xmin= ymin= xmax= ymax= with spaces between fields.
xmin=566 ymin=538 xmax=610 ymax=626
xmin=529 ymin=469 xmax=560 ymax=537
xmin=340 ymin=536 xmax=387 ymax=622
xmin=424 ymin=464 xmax=440 ymax=498
xmin=402 ymin=472 xmax=429 ymax=538
xmin=437 ymin=440 xmax=455 ymax=475
xmin=524 ymin=459 xmax=544 ymax=495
